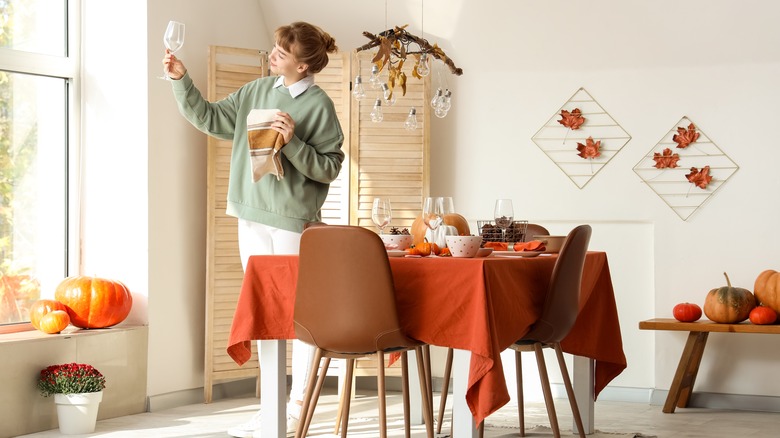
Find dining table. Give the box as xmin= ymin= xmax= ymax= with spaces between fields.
xmin=227 ymin=251 xmax=626 ymax=437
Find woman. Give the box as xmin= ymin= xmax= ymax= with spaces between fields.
xmin=164 ymin=21 xmax=344 ymax=438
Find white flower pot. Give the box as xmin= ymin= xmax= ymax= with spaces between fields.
xmin=54 ymin=391 xmax=103 ymax=435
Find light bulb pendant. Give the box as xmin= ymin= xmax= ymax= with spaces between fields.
xmin=369 ymin=65 xmax=381 ymax=89
xmin=416 ymin=53 xmax=431 ymax=77
xmin=381 ymin=83 xmax=396 ymax=106
xmin=404 ymin=107 xmax=418 ymax=131
xmin=352 ymin=75 xmax=366 ymax=100
xmin=430 ymin=88 xmax=443 ymax=109
xmin=370 ymin=98 xmax=384 ymax=122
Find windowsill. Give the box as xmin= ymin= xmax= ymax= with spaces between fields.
xmin=0 ymin=324 xmax=147 ymax=344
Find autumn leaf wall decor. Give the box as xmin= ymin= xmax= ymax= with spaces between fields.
xmin=532 ymin=87 xmax=631 ymax=189
xmin=633 ymin=116 xmax=739 ymax=221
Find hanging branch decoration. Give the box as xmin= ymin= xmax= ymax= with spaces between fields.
xmin=356 ymin=25 xmax=463 ymax=97
xmin=673 ymin=123 xmax=700 ymax=149
xmin=576 ymin=137 xmax=602 ymax=159
xmin=558 ymin=108 xmax=586 ymax=130
xmin=652 ymin=148 xmax=681 ymax=169
xmin=685 ymin=165 xmax=713 ymax=189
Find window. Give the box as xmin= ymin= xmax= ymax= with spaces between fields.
xmin=0 ymin=0 xmax=78 ymax=329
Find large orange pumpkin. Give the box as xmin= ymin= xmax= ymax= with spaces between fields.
xmin=29 ymin=299 xmax=68 ymax=330
xmin=754 ymin=270 xmax=780 ymax=315
xmin=411 ymin=213 xmax=470 ymax=245
xmin=54 ymin=276 xmax=133 ymax=329
xmin=703 ymin=272 xmax=756 ymax=323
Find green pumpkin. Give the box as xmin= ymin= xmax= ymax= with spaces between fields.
xmin=703 ymin=272 xmax=756 ymax=323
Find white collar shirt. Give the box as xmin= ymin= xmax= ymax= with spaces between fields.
xmin=273 ymin=75 xmax=315 ymax=99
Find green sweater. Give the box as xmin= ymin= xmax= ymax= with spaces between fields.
xmin=172 ymin=73 xmax=345 ymax=233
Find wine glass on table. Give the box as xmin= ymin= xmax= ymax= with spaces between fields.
xmin=161 ymin=20 xmax=185 ymax=80
xmin=423 ymin=197 xmax=444 ymax=232
xmin=494 ymin=199 xmax=514 ymax=242
xmin=371 ymin=197 xmax=392 ymax=234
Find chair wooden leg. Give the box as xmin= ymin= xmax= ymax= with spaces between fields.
xmin=377 ymin=352 xmax=388 ymax=438
xmin=401 ymin=352 xmax=411 ymax=438
xmin=333 ymin=360 xmax=355 ymax=435
xmin=297 ymin=348 xmax=325 ymax=438
xmin=534 ymin=343 xmax=561 ymax=438
xmin=437 ymin=347 xmax=453 ymax=435
xmin=339 ymin=358 xmax=355 ymax=438
xmin=414 ymin=346 xmax=434 ymax=438
xmin=422 ymin=345 xmax=434 ymax=431
xmin=304 ymin=357 xmax=330 ymax=435
xmin=554 ymin=343 xmax=585 ymax=438
xmin=515 ymin=350 xmax=525 ymax=437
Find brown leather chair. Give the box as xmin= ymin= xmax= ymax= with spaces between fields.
xmin=293 ymin=225 xmax=434 ymax=438
xmin=482 ymin=224 xmax=591 ymax=438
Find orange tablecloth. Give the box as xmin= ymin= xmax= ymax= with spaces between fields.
xmin=227 ymin=252 xmax=626 ymax=425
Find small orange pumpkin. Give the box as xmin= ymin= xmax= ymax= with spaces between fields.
xmin=754 ymin=270 xmax=780 ymax=315
xmin=703 ymin=272 xmax=756 ymax=323
xmin=29 ymin=299 xmax=69 ymax=330
xmin=55 ymin=275 xmax=133 ymax=329
xmin=38 ymin=310 xmax=71 ymax=334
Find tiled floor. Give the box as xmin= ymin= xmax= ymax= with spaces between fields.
xmin=18 ymin=389 xmax=779 ymax=438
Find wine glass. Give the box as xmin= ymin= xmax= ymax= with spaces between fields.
xmin=423 ymin=197 xmax=444 ymax=231
xmin=494 ymin=199 xmax=514 ymax=242
xmin=371 ymin=197 xmax=392 ymax=234
xmin=161 ymin=20 xmax=185 ymax=80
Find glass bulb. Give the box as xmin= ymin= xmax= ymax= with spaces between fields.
xmin=430 ymin=88 xmax=443 ymax=109
xmin=435 ymin=107 xmax=448 ymax=118
xmin=416 ymin=53 xmax=431 ymax=77
xmin=352 ymin=75 xmax=366 ymax=100
xmin=404 ymin=107 xmax=418 ymax=131
xmin=370 ymin=99 xmax=384 ymax=122
xmin=440 ymin=89 xmax=452 ymax=112
xmin=381 ymin=83 xmax=396 ymax=106
xmin=369 ymin=65 xmax=381 ymax=89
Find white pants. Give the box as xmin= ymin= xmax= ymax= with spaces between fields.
xmin=238 ymin=219 xmax=314 ymax=415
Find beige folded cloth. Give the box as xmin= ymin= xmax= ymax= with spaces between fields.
xmin=247 ymin=109 xmax=285 ymax=182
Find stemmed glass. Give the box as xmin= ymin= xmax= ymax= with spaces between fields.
xmin=161 ymin=20 xmax=185 ymax=80
xmin=371 ymin=197 xmax=392 ymax=234
xmin=423 ymin=197 xmax=444 ymax=232
xmin=494 ymin=199 xmax=514 ymax=242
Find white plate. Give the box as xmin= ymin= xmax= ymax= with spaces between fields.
xmin=492 ymin=250 xmax=544 ymax=258
xmin=387 ymin=250 xmax=408 ymax=257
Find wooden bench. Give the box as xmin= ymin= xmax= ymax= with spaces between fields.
xmin=638 ymin=318 xmax=780 ymax=413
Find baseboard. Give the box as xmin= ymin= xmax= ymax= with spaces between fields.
xmin=148 ymin=378 xmax=265 ymax=412
xmin=649 ymin=389 xmax=780 ymax=412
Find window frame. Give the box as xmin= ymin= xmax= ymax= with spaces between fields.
xmin=0 ymin=0 xmax=82 ymax=334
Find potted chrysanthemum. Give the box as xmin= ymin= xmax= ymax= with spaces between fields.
xmin=38 ymin=362 xmax=106 ymax=435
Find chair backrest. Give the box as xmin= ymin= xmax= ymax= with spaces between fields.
xmin=294 ymin=225 xmax=417 ymax=354
xmin=522 ymin=224 xmax=592 ymax=344
xmin=524 ymin=223 xmax=551 ymax=242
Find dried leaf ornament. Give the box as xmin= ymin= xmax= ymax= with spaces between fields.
xmin=558 ymin=108 xmax=585 ymax=130
xmin=673 ymin=123 xmax=700 ymax=149
xmin=653 ymin=148 xmax=681 ymax=169
xmin=577 ymin=137 xmax=601 ymax=159
xmin=685 ymin=166 xmax=713 ymax=189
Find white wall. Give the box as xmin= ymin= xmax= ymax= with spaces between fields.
xmin=102 ymin=0 xmax=780 ymax=403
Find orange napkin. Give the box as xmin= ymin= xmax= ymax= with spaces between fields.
xmin=483 ymin=242 xmax=508 ymax=251
xmin=513 ymin=240 xmax=546 ymax=252
xmin=247 ymin=109 xmax=285 ymax=182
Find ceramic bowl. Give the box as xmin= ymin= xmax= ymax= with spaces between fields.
xmin=532 ymin=235 xmax=566 ymax=253
xmin=445 ymin=235 xmax=483 ymax=258
xmin=380 ymin=234 xmax=413 ymax=250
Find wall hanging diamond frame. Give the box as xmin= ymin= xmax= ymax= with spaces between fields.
xmin=633 ymin=116 xmax=739 ymax=221
xmin=531 ymin=87 xmax=631 ymax=189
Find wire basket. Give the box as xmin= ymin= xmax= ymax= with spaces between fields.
xmin=476 ymin=220 xmax=528 ymax=243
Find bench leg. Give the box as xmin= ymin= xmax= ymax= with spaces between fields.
xmin=663 ymin=331 xmax=708 ymax=413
